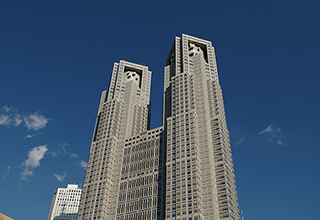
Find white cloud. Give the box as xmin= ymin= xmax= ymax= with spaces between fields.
xmin=80 ymin=160 xmax=87 ymax=169
xmin=60 ymin=143 xmax=78 ymax=158
xmin=54 ymin=172 xmax=67 ymax=182
xmin=277 ymin=140 xmax=284 ymax=145
xmin=0 ymin=106 xmax=20 ymax=127
xmin=258 ymin=125 xmax=273 ymax=134
xmin=47 ymin=144 xmax=78 ymax=160
xmin=3 ymin=166 xmax=11 ymax=178
xmin=236 ymin=136 xmax=245 ymax=145
xmin=0 ymin=114 xmax=11 ymax=126
xmin=49 ymin=151 xmax=59 ymax=157
xmin=70 ymin=153 xmax=78 ymax=158
xmin=259 ymin=125 xmax=284 ymax=145
xmin=0 ymin=106 xmax=49 ymax=130
xmin=2 ymin=106 xmax=13 ymax=112
xmin=14 ymin=114 xmax=22 ymax=126
xmin=24 ymin=112 xmax=49 ymax=131
xmin=23 ymin=133 xmax=40 ymax=139
xmin=21 ymin=145 xmax=48 ymax=180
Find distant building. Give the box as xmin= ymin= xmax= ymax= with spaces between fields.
xmin=47 ymin=184 xmax=82 ymax=220
xmin=0 ymin=212 xmax=14 ymax=220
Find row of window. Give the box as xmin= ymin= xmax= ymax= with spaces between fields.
xmin=119 ymin=175 xmax=159 ymax=190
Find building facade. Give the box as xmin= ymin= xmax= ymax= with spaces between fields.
xmin=78 ymin=34 xmax=239 ymax=220
xmin=77 ymin=61 xmax=154 ymax=220
xmin=163 ymin=34 xmax=239 ymax=220
xmin=0 ymin=212 xmax=14 ymax=220
xmin=47 ymin=184 xmax=82 ymax=220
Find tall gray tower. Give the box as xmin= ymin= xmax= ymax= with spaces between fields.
xmin=77 ymin=61 xmax=154 ymax=220
xmin=78 ymin=34 xmax=239 ymax=220
xmin=163 ymin=34 xmax=239 ymax=220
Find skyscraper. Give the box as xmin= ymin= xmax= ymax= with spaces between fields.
xmin=78 ymin=61 xmax=155 ymax=220
xmin=47 ymin=184 xmax=82 ymax=220
xmin=78 ymin=34 xmax=239 ymax=220
xmin=163 ymin=34 xmax=239 ymax=220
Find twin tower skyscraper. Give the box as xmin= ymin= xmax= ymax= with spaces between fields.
xmin=77 ymin=34 xmax=240 ymax=220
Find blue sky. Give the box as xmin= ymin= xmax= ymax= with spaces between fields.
xmin=1 ymin=1 xmax=319 ymax=219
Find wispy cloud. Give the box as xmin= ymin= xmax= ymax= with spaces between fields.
xmin=21 ymin=145 xmax=48 ymax=180
xmin=0 ymin=114 xmax=11 ymax=126
xmin=24 ymin=112 xmax=49 ymax=131
xmin=258 ymin=125 xmax=284 ymax=145
xmin=0 ymin=106 xmax=19 ymax=126
xmin=2 ymin=106 xmax=13 ymax=112
xmin=0 ymin=106 xmax=49 ymax=131
xmin=54 ymin=172 xmax=67 ymax=182
xmin=14 ymin=114 xmax=22 ymax=126
xmin=23 ymin=133 xmax=40 ymax=139
xmin=258 ymin=125 xmax=273 ymax=134
xmin=236 ymin=136 xmax=245 ymax=145
xmin=48 ymin=143 xmax=78 ymax=160
xmin=61 ymin=143 xmax=78 ymax=158
xmin=70 ymin=153 xmax=78 ymax=158
xmin=48 ymin=151 xmax=59 ymax=157
xmin=3 ymin=166 xmax=11 ymax=178
xmin=80 ymin=160 xmax=87 ymax=169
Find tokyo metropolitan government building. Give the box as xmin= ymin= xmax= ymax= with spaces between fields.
xmin=77 ymin=34 xmax=240 ymax=220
